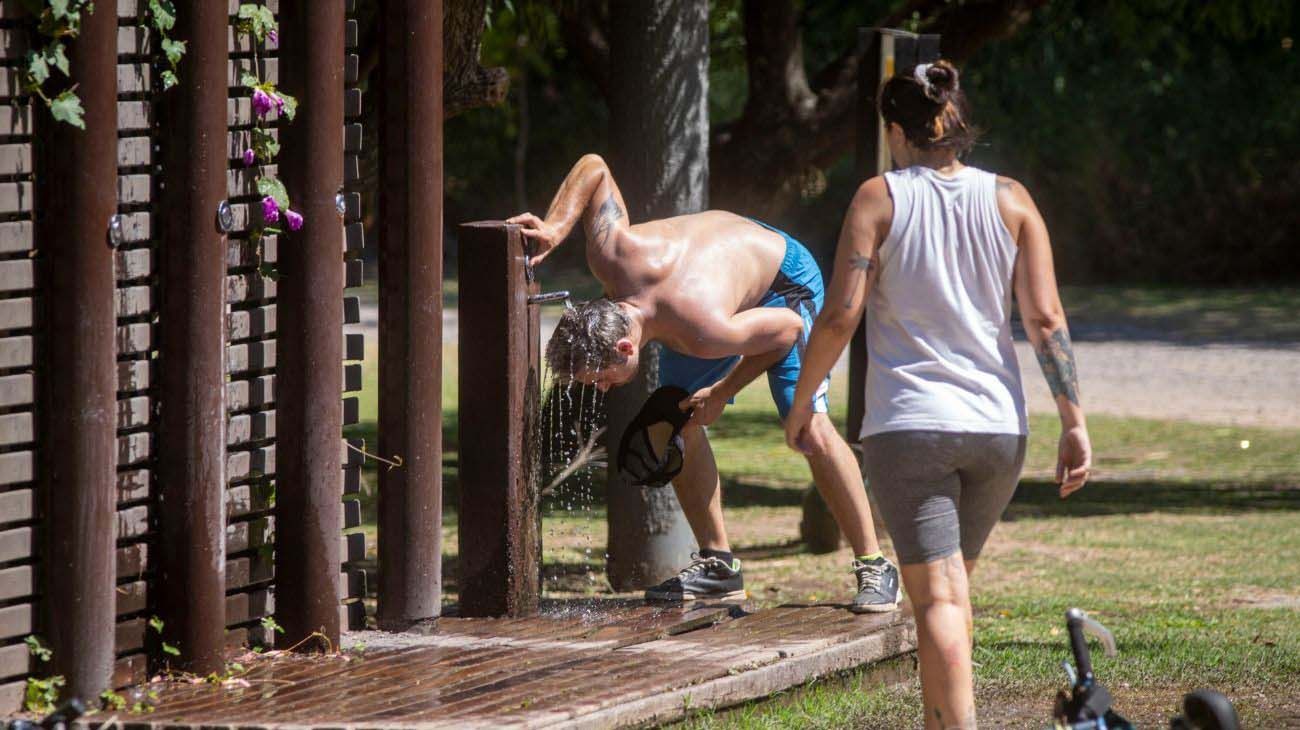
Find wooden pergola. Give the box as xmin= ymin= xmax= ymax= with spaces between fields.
xmin=0 ymin=0 xmax=446 ymax=708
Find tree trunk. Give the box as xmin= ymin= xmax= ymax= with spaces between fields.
xmin=444 ymin=0 xmax=509 ymax=117
xmin=604 ymin=0 xmax=709 ymax=591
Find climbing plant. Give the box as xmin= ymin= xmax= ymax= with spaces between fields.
xmin=17 ymin=0 xmax=187 ymax=128
xmin=234 ymin=2 xmax=303 ymax=262
xmin=16 ymin=0 xmax=94 ymax=128
xmin=147 ymin=0 xmax=188 ymax=90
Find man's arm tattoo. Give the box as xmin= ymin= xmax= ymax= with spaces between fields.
xmin=842 ymin=252 xmax=875 ymax=309
xmin=1035 ymin=328 xmax=1080 ymax=405
xmin=586 ymin=195 xmax=624 ymax=250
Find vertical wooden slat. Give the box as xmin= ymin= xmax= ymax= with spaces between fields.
xmin=154 ymin=0 xmax=231 ymax=673
xmin=275 ymin=0 xmax=345 ymax=647
xmin=457 ymin=222 xmax=540 ymax=618
xmin=33 ymin=0 xmax=120 ymax=704
xmin=375 ymin=0 xmax=444 ymax=631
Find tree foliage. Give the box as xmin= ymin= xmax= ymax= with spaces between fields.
xmin=418 ymin=0 xmax=1298 ymax=283
xmin=965 ymin=0 xmax=1299 ymax=281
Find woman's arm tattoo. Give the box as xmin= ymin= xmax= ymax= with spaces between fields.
xmin=1035 ymin=328 xmax=1080 ymax=405
xmin=842 ymin=252 xmax=875 ymax=309
xmin=586 ymin=195 xmax=624 ymax=250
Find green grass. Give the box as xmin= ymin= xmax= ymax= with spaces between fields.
xmin=1059 ymin=284 xmax=1300 ymax=343
xmin=344 ymin=296 xmax=1300 ymax=727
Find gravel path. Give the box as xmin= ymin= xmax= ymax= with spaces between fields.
xmin=355 ymin=304 xmax=1300 ymax=429
xmin=1013 ymin=340 xmax=1300 ymax=429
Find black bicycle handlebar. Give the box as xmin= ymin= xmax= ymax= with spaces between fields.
xmin=1065 ymin=607 xmax=1094 ymax=681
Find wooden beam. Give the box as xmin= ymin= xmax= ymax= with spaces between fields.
xmin=456 ymin=222 xmax=540 ymax=618
xmin=377 ymin=0 xmax=450 ymax=616
xmin=152 ymin=0 xmax=233 ymax=675
xmin=33 ymin=0 xmax=120 ymax=704
xmin=275 ymin=0 xmax=346 ymax=649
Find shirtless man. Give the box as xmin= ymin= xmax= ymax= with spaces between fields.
xmin=508 ymin=154 xmax=900 ymax=611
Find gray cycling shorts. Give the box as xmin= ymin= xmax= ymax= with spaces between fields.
xmin=861 ymin=430 xmax=1026 ymax=566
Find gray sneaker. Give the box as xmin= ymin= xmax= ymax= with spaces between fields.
xmin=851 ymin=557 xmax=901 ymax=613
xmin=645 ymin=553 xmax=746 ymax=602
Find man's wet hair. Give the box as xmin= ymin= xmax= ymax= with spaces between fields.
xmin=545 ymin=298 xmax=631 ymax=379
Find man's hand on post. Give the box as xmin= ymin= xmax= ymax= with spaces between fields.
xmin=505 ymin=212 xmax=561 ymax=265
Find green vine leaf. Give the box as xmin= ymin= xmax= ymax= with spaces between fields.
xmin=276 ymin=92 xmax=297 ymax=121
xmin=24 ymin=51 xmax=50 ymax=87
xmin=49 ymin=0 xmax=70 ymax=21
xmin=24 ymin=675 xmax=64 ymax=715
xmin=161 ymin=642 xmax=181 ymax=657
xmin=256 ymin=177 xmax=290 ymax=209
xmin=236 ymin=4 xmax=277 ymax=43
xmin=48 ymin=89 xmax=84 ymax=129
xmin=240 ymin=70 xmax=260 ymax=88
xmin=161 ymin=38 xmax=186 ymax=67
xmin=147 ymin=0 xmax=176 ymax=31
xmin=252 ymin=126 xmax=279 ymax=161
xmin=47 ymin=42 xmax=69 ymax=76
xmin=24 ymin=635 xmax=52 ymax=662
xmin=160 ymin=69 xmax=178 ymax=90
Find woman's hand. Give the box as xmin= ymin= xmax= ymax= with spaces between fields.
xmin=1057 ymin=425 xmax=1092 ymax=498
xmin=505 ymin=212 xmax=561 ymax=265
xmin=784 ymin=400 xmax=819 ymax=455
xmin=680 ymin=385 xmax=727 ymax=428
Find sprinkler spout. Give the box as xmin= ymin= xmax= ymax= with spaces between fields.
xmin=529 ymin=290 xmax=571 ymax=306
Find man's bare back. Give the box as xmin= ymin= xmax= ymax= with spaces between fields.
xmin=603 ymin=211 xmax=788 ymax=354
xmin=509 ymin=154 xmax=803 ymax=372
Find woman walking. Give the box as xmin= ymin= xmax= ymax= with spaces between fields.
xmin=784 ymin=60 xmax=1092 ymax=729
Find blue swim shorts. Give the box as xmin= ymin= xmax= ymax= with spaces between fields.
xmin=657 ymin=220 xmax=831 ymax=420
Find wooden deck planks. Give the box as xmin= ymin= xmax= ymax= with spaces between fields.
xmin=111 ymin=604 xmax=915 ymax=729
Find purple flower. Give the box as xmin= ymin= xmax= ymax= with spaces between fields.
xmin=242 ymin=147 xmax=256 ymax=167
xmin=261 ymin=195 xmax=280 ymax=224
xmin=267 ymin=29 xmax=278 ymax=45
xmin=252 ymin=88 xmax=274 ymax=118
xmin=274 ymin=94 xmax=286 ymax=114
xmin=285 ymin=209 xmax=303 ymax=231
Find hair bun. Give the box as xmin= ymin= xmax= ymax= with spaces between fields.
xmin=923 ymin=60 xmax=959 ymax=102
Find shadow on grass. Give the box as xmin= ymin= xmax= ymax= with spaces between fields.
xmin=733 ymin=539 xmax=807 ymax=561
xmin=1006 ymin=479 xmax=1300 ymax=519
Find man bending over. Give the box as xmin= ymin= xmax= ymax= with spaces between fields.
xmin=509 ymin=154 xmax=899 ymax=612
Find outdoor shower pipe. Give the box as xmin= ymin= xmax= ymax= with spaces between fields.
xmin=528 ymin=290 xmax=571 ymax=305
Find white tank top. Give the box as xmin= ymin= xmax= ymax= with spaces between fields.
xmin=860 ymin=165 xmax=1028 ymax=439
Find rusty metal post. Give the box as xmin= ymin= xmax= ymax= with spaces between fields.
xmin=845 ymin=28 xmax=881 ymax=445
xmin=457 ymin=222 xmax=541 ymax=618
xmin=153 ymin=0 xmax=230 ymax=673
xmin=375 ymin=0 xmax=444 ymax=631
xmin=31 ymin=0 xmax=119 ymax=703
xmin=847 ymin=29 xmax=941 ymax=443
xmin=275 ymin=0 xmax=345 ymax=647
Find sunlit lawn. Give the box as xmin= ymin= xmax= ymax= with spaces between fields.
xmin=344 ymin=292 xmax=1300 ymax=728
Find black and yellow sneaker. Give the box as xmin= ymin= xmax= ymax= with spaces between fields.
xmin=850 ymin=556 xmax=901 ymax=613
xmin=645 ymin=553 xmax=746 ymax=602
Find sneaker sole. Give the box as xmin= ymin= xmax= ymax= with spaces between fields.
xmin=849 ymin=597 xmax=901 ymax=614
xmin=645 ymin=589 xmax=747 ymax=603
